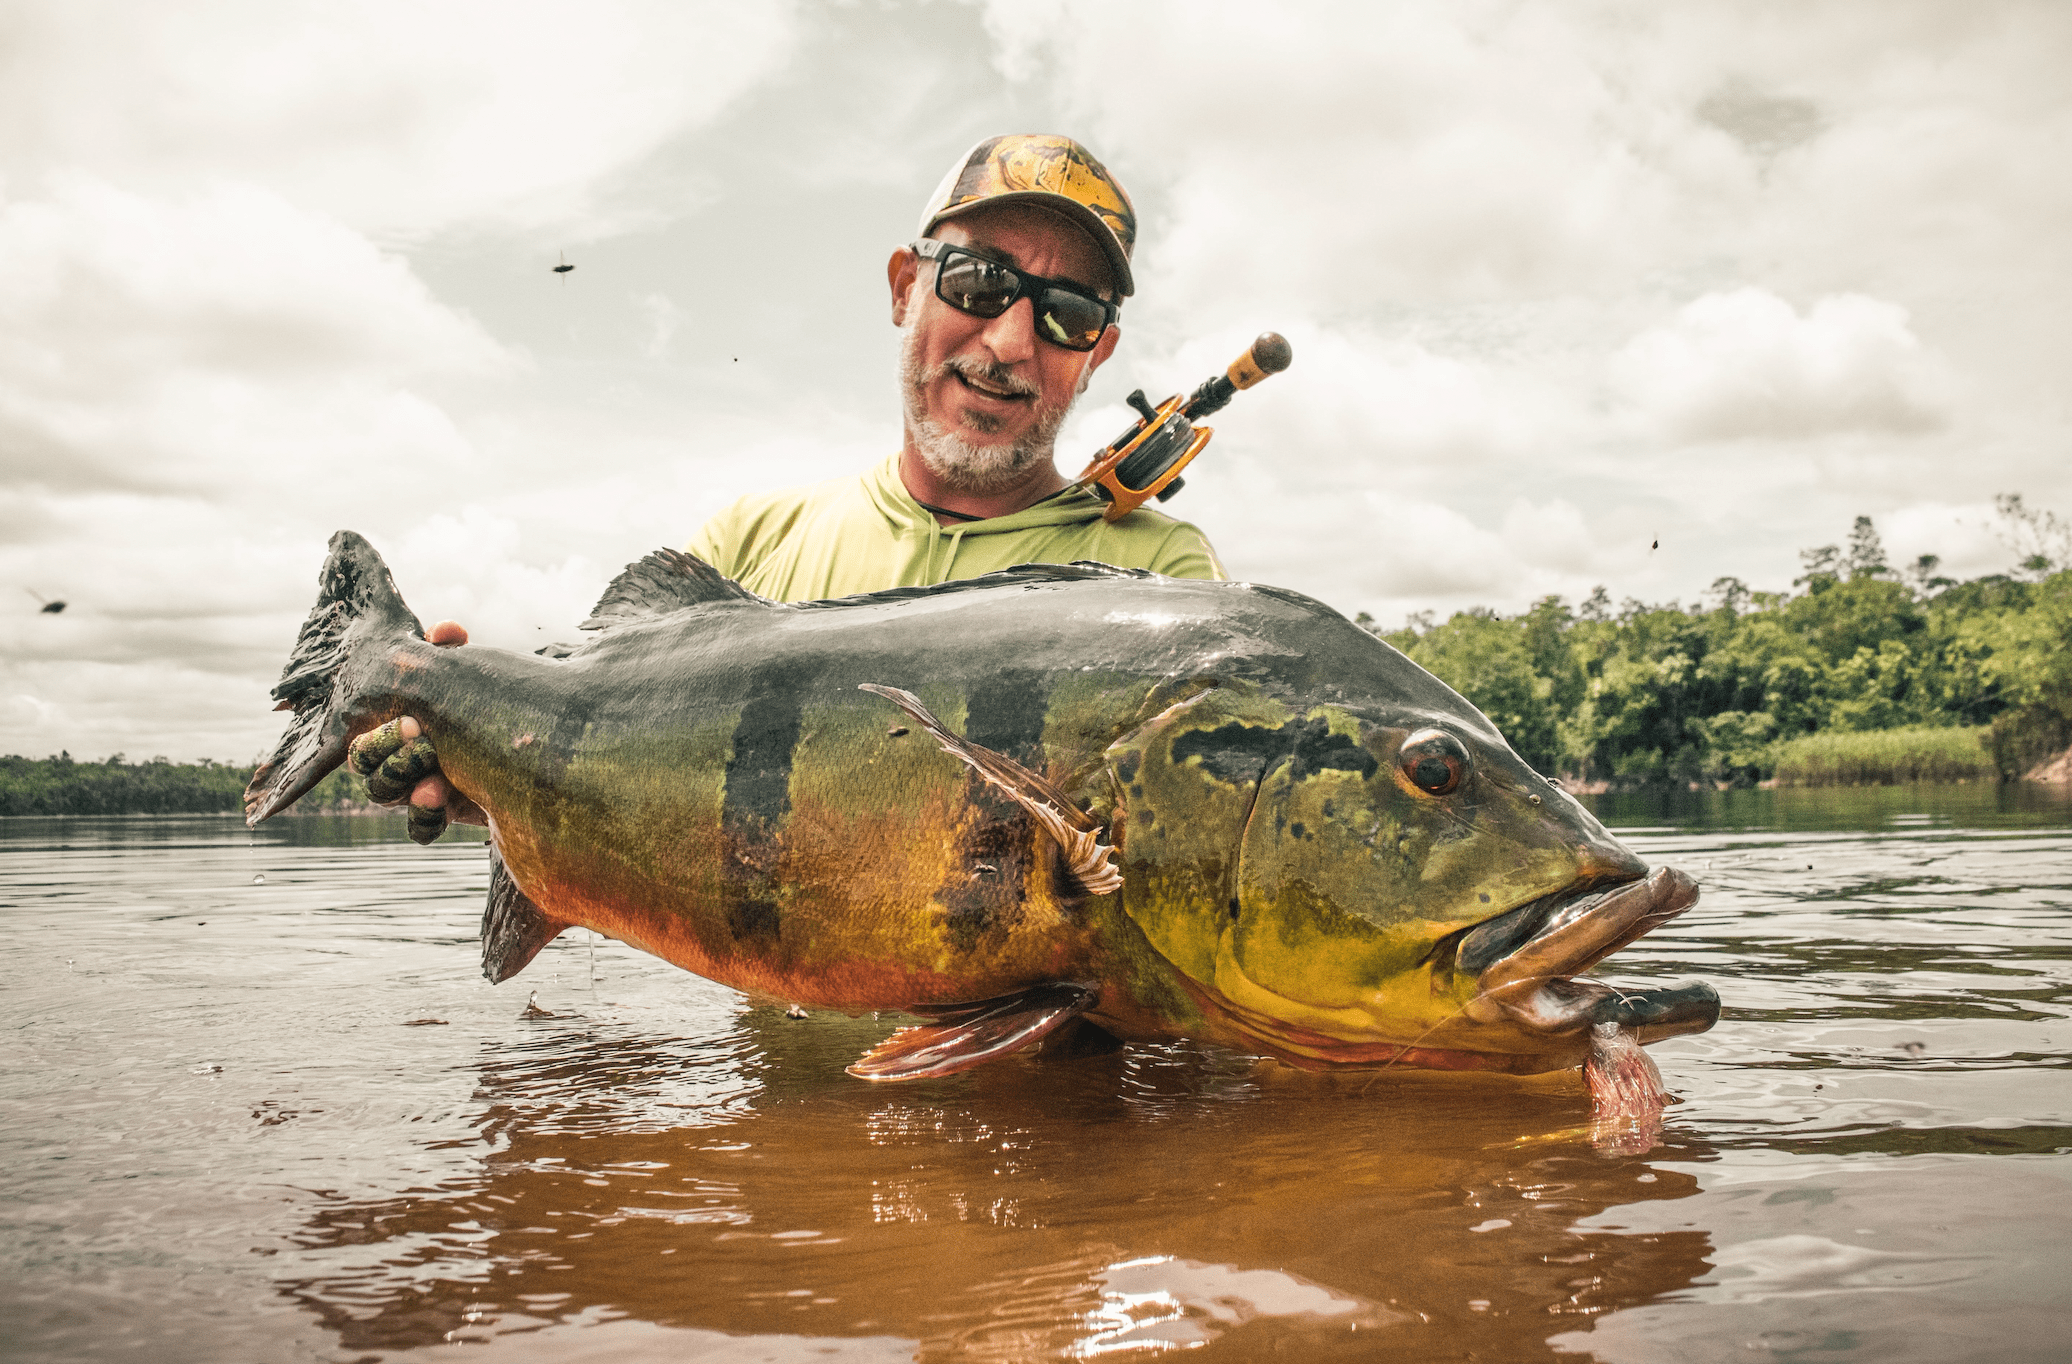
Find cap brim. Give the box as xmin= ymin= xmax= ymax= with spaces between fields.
xmin=927 ymin=192 xmax=1135 ymax=298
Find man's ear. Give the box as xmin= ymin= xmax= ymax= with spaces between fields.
xmin=888 ymin=247 xmax=921 ymax=326
xmin=1083 ymin=322 xmax=1122 ymax=380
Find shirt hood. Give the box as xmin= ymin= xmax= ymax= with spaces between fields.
xmin=860 ymin=453 xmax=1117 ymax=539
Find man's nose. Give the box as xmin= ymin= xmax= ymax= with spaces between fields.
xmin=976 ymin=296 xmax=1038 ymax=366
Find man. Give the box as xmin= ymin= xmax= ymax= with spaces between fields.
xmin=689 ymin=132 xmax=1221 ymax=595
xmin=356 ymin=134 xmax=1223 ymax=837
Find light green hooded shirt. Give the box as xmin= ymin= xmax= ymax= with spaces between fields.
xmin=687 ymin=454 xmax=1224 ymax=603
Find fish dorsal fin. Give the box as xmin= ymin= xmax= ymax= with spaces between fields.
xmin=847 ymin=982 xmax=1099 ymax=1080
xmin=860 ymin=683 xmax=1122 ymax=897
xmin=482 ymin=846 xmax=571 ymax=983
xmin=581 ymin=548 xmax=768 ymax=632
xmin=794 ymin=560 xmax=1157 ymax=611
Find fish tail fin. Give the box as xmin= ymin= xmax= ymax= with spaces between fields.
xmin=244 ymin=531 xmax=424 ymax=825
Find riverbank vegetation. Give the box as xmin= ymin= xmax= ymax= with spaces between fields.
xmin=1368 ymin=499 xmax=2072 ymax=789
xmin=1769 ymin=727 xmax=1997 ymax=787
xmin=0 ymin=754 xmax=362 ymax=816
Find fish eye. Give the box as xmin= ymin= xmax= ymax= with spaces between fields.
xmin=1398 ymin=729 xmax=1469 ymax=796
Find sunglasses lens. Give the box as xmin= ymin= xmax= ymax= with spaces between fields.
xmin=935 ymin=255 xmax=1018 ymax=318
xmin=929 ymin=247 xmax=1110 ymax=351
xmin=1035 ymin=289 xmax=1108 ymax=351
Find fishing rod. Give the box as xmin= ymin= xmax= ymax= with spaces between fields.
xmin=1073 ymin=331 xmax=1293 ymax=522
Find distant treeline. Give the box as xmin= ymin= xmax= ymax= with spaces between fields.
xmin=0 ymin=754 xmax=364 ymax=817
xmin=1366 ymin=499 xmax=2072 ymax=788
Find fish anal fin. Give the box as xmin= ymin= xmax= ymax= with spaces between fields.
xmin=859 ymin=683 xmax=1122 ymax=896
xmin=482 ymin=846 xmax=571 ymax=984
xmin=846 ymin=982 xmax=1099 ymax=1081
xmin=580 ymin=548 xmax=769 ymax=632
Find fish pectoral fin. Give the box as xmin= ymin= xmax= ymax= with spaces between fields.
xmin=482 ymin=847 xmax=571 ymax=984
xmin=859 ymin=683 xmax=1122 ymax=896
xmin=846 ymin=982 xmax=1100 ymax=1081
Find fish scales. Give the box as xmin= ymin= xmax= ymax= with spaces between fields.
xmin=248 ymin=532 xmax=1720 ymax=1087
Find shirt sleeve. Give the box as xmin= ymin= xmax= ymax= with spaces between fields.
xmin=1148 ymin=523 xmax=1227 ymax=581
xmin=686 ymin=492 xmax=796 ymax=581
xmin=683 ymin=510 xmax=738 ymax=575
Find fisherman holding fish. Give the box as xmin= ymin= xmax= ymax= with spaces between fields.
xmin=355 ymin=134 xmax=1223 ymax=835
xmin=258 ymin=136 xmax=1718 ymax=1142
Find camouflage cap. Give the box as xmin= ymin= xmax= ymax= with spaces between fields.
xmin=918 ymin=134 xmax=1137 ymax=297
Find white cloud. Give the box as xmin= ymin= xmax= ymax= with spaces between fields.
xmin=0 ymin=178 xmax=510 ymax=496
xmin=1067 ymin=320 xmax=1562 ymax=509
xmin=0 ymin=0 xmax=802 ymax=240
xmin=1607 ymin=288 xmax=1952 ymax=442
xmin=1499 ymin=498 xmax=1599 ymax=577
xmin=979 ymin=0 xmax=1749 ymax=309
xmin=1874 ymin=500 xmax=2027 ymax=581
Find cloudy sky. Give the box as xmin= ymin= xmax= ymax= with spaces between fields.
xmin=4 ymin=0 xmax=2068 ymax=763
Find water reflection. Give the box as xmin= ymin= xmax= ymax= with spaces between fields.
xmin=5 ymin=802 xmax=2068 ymax=1363
xmin=1582 ymin=779 xmax=2072 ymax=833
xmin=275 ymin=1019 xmax=1717 ymax=1361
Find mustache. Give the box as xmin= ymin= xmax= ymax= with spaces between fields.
xmin=936 ymin=354 xmax=1041 ymax=400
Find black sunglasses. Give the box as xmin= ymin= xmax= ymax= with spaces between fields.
xmin=911 ymin=239 xmax=1117 ymax=352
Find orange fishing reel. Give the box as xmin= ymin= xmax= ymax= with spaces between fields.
xmin=1074 ymin=332 xmax=1293 ymax=522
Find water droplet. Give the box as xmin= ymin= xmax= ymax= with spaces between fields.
xmin=251 ymin=874 xmax=266 ymax=885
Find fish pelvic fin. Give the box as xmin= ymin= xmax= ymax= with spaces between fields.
xmin=581 ymin=548 xmax=769 ymax=632
xmin=244 ymin=531 xmax=424 ymax=825
xmin=847 ymin=982 xmax=1099 ymax=1081
xmin=482 ymin=846 xmax=571 ymax=983
xmin=858 ymin=683 xmax=1122 ymax=897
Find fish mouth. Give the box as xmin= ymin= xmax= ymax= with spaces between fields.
xmin=1456 ymin=867 xmax=1719 ymax=1043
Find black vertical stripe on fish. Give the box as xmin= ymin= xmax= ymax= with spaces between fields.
xmin=936 ymin=817 xmax=1031 ymax=952
xmin=720 ymin=677 xmax=806 ymax=940
xmin=964 ymin=670 xmax=1050 ymax=760
xmin=926 ymin=670 xmax=1050 ymax=944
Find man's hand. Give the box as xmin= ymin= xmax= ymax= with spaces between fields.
xmin=346 ymin=621 xmax=484 ymax=845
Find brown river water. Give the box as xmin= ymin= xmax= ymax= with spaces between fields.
xmin=4 ymin=784 xmax=2070 ymax=1363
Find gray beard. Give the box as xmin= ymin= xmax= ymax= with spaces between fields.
xmin=898 ymin=319 xmax=1074 ymax=496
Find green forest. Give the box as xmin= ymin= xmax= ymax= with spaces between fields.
xmin=0 ymin=754 xmax=362 ymax=817
xmin=5 ymin=499 xmax=2071 ymax=814
xmin=1365 ymin=497 xmax=2072 ymax=788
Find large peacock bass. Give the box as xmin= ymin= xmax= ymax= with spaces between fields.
xmin=246 ymin=532 xmax=1718 ymax=1091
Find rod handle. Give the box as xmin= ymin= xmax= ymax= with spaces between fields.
xmin=1226 ymin=332 xmax=1293 ymax=391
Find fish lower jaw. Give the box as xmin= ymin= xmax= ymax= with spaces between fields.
xmin=1201 ymin=990 xmax=1589 ymax=1076
xmin=1464 ymin=975 xmax=1720 ymax=1044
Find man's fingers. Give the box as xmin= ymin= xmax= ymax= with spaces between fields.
xmin=406 ymin=775 xmax=451 ymax=845
xmin=364 ymin=733 xmax=440 ymax=805
xmin=427 ymin=620 xmax=469 ymax=647
xmin=348 ymin=718 xmax=409 ymax=778
xmin=351 ymin=715 xmax=456 ymax=841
